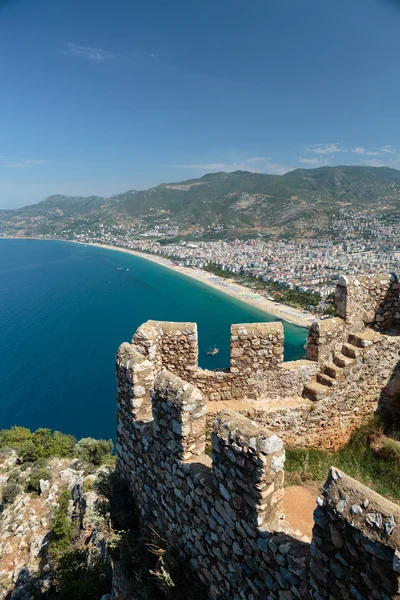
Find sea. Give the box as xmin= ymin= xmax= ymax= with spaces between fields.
xmin=0 ymin=239 xmax=308 ymax=441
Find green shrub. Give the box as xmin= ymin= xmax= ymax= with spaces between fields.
xmin=0 ymin=426 xmax=32 ymax=451
xmin=53 ymin=549 xmax=111 ymax=600
xmin=26 ymin=466 xmax=52 ymax=494
xmin=6 ymin=468 xmax=22 ymax=484
xmin=74 ymin=438 xmax=114 ymax=466
xmin=2 ymin=482 xmax=21 ymax=505
xmin=0 ymin=426 xmax=77 ymax=463
xmin=48 ymin=489 xmax=74 ymax=561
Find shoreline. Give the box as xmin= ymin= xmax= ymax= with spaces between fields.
xmin=0 ymin=237 xmax=315 ymax=328
xmin=86 ymin=242 xmax=315 ymax=328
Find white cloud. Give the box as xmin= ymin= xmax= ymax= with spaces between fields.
xmin=172 ymin=157 xmax=293 ymax=175
xmin=362 ymin=159 xmax=385 ymax=167
xmin=298 ymin=156 xmax=330 ymax=167
xmin=0 ymin=157 xmax=46 ymax=168
xmin=64 ymin=43 xmax=115 ymax=61
xmin=380 ymin=145 xmax=396 ymax=154
xmin=304 ymin=143 xmax=344 ymax=155
xmin=352 ymin=146 xmax=383 ymax=156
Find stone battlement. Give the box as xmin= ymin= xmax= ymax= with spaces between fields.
xmin=116 ymin=272 xmax=400 ymax=450
xmin=114 ymin=272 xmax=400 ymax=597
xmin=115 ymin=362 xmax=400 ymax=599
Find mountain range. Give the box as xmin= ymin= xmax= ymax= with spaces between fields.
xmin=2 ymin=166 xmax=400 ymax=237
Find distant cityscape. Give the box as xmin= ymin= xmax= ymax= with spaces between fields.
xmin=2 ymin=188 xmax=400 ymax=315
xmin=49 ymin=207 xmax=400 ymax=314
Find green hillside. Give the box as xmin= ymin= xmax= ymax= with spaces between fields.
xmin=1 ymin=166 xmax=400 ymax=236
xmin=120 ymin=166 xmax=400 ymax=230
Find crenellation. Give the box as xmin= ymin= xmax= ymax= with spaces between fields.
xmin=212 ymin=408 xmax=285 ymax=527
xmin=113 ymin=271 xmax=400 ymax=596
xmin=114 ymin=337 xmax=400 ymax=599
xmin=335 ymin=272 xmax=400 ymax=332
xmin=151 ymin=369 xmax=207 ymax=460
xmin=132 ymin=320 xmax=199 ymax=379
xmin=306 ymin=317 xmax=347 ymax=364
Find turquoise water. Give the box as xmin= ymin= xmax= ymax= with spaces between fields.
xmin=0 ymin=239 xmax=307 ymax=440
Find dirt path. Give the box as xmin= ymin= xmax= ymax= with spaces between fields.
xmin=283 ymin=485 xmax=319 ymax=538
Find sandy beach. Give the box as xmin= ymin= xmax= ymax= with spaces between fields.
xmin=86 ymin=242 xmax=315 ymax=328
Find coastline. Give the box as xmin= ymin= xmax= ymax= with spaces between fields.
xmin=86 ymin=242 xmax=315 ymax=328
xmin=0 ymin=237 xmax=315 ymax=327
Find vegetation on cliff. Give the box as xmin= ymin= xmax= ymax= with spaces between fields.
xmin=0 ymin=426 xmax=206 ymax=600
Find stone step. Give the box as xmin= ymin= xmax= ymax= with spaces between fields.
xmin=334 ymin=353 xmax=355 ymax=369
xmin=342 ymin=342 xmax=361 ymax=359
xmin=302 ymin=379 xmax=331 ymax=401
xmin=323 ymin=362 xmax=345 ymax=382
xmin=316 ymin=372 xmax=337 ymax=387
xmin=348 ymin=330 xmax=378 ymax=348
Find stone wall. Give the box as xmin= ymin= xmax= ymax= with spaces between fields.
xmin=116 ymin=365 xmax=310 ymax=599
xmin=258 ymin=332 xmax=400 ymax=450
xmin=119 ymin=282 xmax=400 ymax=449
xmin=115 ymin=358 xmax=400 ymax=599
xmin=335 ymin=273 xmax=400 ymax=332
xmin=128 ymin=319 xmax=306 ymax=403
xmin=132 ymin=320 xmax=198 ymax=379
xmin=311 ymin=467 xmax=400 ymax=599
xmin=306 ymin=317 xmax=347 ymax=364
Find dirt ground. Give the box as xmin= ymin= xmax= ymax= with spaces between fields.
xmin=283 ymin=484 xmax=319 ymax=538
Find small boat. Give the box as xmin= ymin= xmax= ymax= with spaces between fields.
xmin=206 ymin=345 xmax=219 ymax=356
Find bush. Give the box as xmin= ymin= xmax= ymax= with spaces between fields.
xmin=74 ymin=438 xmax=114 ymax=466
xmin=0 ymin=426 xmax=32 ymax=451
xmin=2 ymin=482 xmax=21 ymax=505
xmin=26 ymin=466 xmax=52 ymax=494
xmin=54 ymin=549 xmax=111 ymax=600
xmin=0 ymin=426 xmax=77 ymax=463
xmin=48 ymin=489 xmax=74 ymax=561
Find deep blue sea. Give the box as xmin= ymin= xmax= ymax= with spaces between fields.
xmin=0 ymin=239 xmax=307 ymax=440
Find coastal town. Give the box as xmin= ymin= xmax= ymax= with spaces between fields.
xmin=2 ymin=202 xmax=400 ymax=318
xmin=56 ymin=208 xmax=400 ymax=315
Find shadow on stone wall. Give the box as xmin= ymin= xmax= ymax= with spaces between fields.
xmin=378 ymin=358 xmax=400 ymax=430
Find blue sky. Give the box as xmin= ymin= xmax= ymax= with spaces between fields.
xmin=1 ymin=0 xmax=400 ymax=208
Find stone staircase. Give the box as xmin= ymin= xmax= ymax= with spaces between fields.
xmin=302 ymin=329 xmax=379 ymax=402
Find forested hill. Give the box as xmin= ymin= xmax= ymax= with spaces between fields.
xmin=120 ymin=166 xmax=400 ymax=229
xmin=1 ymin=166 xmax=400 ymax=236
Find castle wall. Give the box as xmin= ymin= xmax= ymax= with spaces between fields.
xmin=335 ymin=273 xmax=400 ymax=332
xmin=311 ymin=468 xmax=400 ymax=600
xmin=116 ymin=364 xmax=310 ymax=599
xmin=306 ymin=317 xmax=347 ymax=364
xmin=120 ymin=310 xmax=400 ymax=451
xmin=262 ymin=333 xmax=400 ymax=449
xmin=115 ymin=356 xmax=400 ymax=599
xmin=129 ymin=319 xmax=291 ymax=403
xmin=132 ymin=320 xmax=198 ymax=379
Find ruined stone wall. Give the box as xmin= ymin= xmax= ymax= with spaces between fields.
xmin=115 ymin=354 xmax=400 ymax=599
xmin=306 ymin=317 xmax=347 ymax=364
xmin=311 ymin=468 xmax=400 ymax=599
xmin=129 ymin=319 xmax=292 ymax=403
xmin=262 ymin=333 xmax=400 ymax=449
xmin=120 ymin=311 xmax=400 ymax=450
xmin=132 ymin=320 xmax=198 ymax=379
xmin=335 ymin=273 xmax=400 ymax=332
xmin=230 ymin=322 xmax=284 ymax=399
xmin=116 ymin=361 xmax=310 ymax=599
